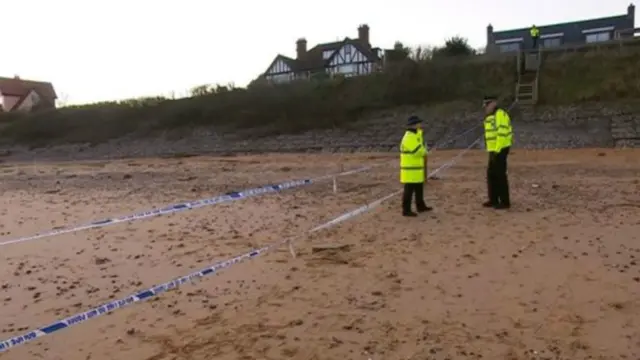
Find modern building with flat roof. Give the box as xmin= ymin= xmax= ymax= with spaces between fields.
xmin=486 ymin=4 xmax=636 ymax=53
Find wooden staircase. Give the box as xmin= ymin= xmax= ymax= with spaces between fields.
xmin=515 ymin=48 xmax=541 ymax=105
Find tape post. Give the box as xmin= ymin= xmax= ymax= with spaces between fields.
xmin=0 ymin=166 xmax=372 ymax=247
xmin=0 ymin=134 xmax=481 ymax=353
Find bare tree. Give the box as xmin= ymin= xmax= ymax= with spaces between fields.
xmin=189 ymin=84 xmax=213 ymax=97
xmin=56 ymin=92 xmax=71 ymax=108
xmin=410 ymin=45 xmax=436 ymax=61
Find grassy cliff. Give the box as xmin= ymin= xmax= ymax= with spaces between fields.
xmin=2 ymin=45 xmax=640 ymax=149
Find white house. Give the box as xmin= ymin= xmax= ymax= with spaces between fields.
xmin=263 ymin=24 xmax=384 ymax=83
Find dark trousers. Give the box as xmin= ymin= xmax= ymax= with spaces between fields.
xmin=532 ymin=36 xmax=538 ymax=49
xmin=487 ymin=147 xmax=510 ymax=206
xmin=402 ymin=182 xmax=427 ymax=213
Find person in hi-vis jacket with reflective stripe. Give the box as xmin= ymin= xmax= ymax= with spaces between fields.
xmin=482 ymin=96 xmax=513 ymax=209
xmin=400 ymin=116 xmax=433 ymax=217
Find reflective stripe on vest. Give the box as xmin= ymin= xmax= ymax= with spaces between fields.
xmin=496 ymin=109 xmax=513 ymax=149
xmin=484 ymin=115 xmax=498 ymax=152
xmin=400 ymin=143 xmax=422 ymax=154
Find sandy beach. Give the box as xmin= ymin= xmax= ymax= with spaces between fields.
xmin=0 ymin=149 xmax=638 ymax=360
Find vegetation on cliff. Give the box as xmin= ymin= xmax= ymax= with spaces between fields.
xmin=1 ymin=37 xmax=640 ymax=148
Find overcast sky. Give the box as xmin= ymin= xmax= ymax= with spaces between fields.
xmin=1 ymin=0 xmax=633 ymax=104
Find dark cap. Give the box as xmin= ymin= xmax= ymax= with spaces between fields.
xmin=407 ymin=115 xmax=422 ymax=126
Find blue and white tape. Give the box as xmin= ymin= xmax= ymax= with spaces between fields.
xmin=0 ymin=166 xmax=371 ymax=247
xmin=0 ymin=179 xmax=389 ymax=353
xmin=430 ymin=124 xmax=481 ymax=151
xmin=0 ymin=136 xmax=481 ymax=353
xmin=429 ymin=100 xmax=517 ymax=152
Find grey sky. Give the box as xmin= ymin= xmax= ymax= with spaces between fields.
xmin=2 ymin=0 xmax=633 ymax=104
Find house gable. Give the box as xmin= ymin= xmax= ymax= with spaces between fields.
xmin=325 ymin=40 xmax=378 ymax=76
xmin=263 ymin=55 xmax=299 ymax=83
xmin=265 ymin=55 xmax=296 ymax=75
xmin=13 ymin=89 xmax=41 ymax=112
xmin=327 ymin=43 xmax=369 ymax=66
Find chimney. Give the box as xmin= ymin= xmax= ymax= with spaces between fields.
xmin=486 ymin=24 xmax=495 ymax=53
xmin=358 ymin=24 xmax=370 ymax=45
xmin=628 ymin=3 xmax=635 ymax=23
xmin=296 ymin=38 xmax=307 ymax=59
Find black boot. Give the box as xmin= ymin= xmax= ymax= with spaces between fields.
xmin=417 ymin=205 xmax=433 ymax=212
xmin=483 ymin=201 xmax=495 ymax=208
xmin=403 ymin=211 xmax=418 ymax=217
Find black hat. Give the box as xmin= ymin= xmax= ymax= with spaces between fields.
xmin=407 ymin=115 xmax=422 ymax=126
xmin=482 ymin=95 xmax=497 ymax=106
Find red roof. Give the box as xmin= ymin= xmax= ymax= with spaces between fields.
xmin=0 ymin=76 xmax=57 ymax=101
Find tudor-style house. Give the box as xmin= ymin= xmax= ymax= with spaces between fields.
xmin=263 ymin=24 xmax=385 ymax=83
xmin=0 ymin=76 xmax=57 ymax=112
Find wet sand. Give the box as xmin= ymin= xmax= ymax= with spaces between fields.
xmin=0 ymin=149 xmax=638 ymax=360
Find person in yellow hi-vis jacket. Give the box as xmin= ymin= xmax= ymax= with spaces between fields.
xmin=482 ymin=96 xmax=513 ymax=209
xmin=530 ymin=25 xmax=540 ymax=49
xmin=400 ymin=116 xmax=433 ymax=217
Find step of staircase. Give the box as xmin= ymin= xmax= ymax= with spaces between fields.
xmin=516 ymin=80 xmax=537 ymax=105
xmin=516 ymin=98 xmax=536 ymax=105
xmin=515 ymin=50 xmax=540 ymax=105
xmin=517 ymin=82 xmax=536 ymax=90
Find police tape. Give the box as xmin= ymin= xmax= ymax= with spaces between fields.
xmin=430 ymin=124 xmax=482 ymax=151
xmin=0 ymin=121 xmax=482 ymax=249
xmin=0 ymin=135 xmax=481 ymax=353
xmin=429 ymin=100 xmax=517 ymax=152
xmin=0 ymin=166 xmax=372 ymax=247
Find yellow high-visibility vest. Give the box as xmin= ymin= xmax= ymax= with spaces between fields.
xmin=530 ymin=27 xmax=540 ymax=37
xmin=400 ymin=130 xmax=426 ymax=183
xmin=484 ymin=109 xmax=513 ymax=152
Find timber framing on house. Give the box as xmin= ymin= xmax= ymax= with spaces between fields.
xmin=262 ymin=24 xmax=386 ymax=83
xmin=0 ymin=76 xmax=57 ymax=112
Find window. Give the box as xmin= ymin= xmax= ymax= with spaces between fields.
xmin=335 ymin=63 xmax=357 ymax=75
xmin=585 ymin=32 xmax=610 ymax=43
xmin=499 ymin=42 xmax=520 ymax=52
xmin=542 ymin=37 xmax=562 ymax=48
xmin=582 ymin=26 xmax=614 ymax=43
xmin=495 ymin=37 xmax=523 ymax=52
xmin=268 ymin=73 xmax=293 ymax=83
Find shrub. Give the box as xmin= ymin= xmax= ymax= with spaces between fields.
xmin=2 ymin=39 xmax=640 ymax=148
